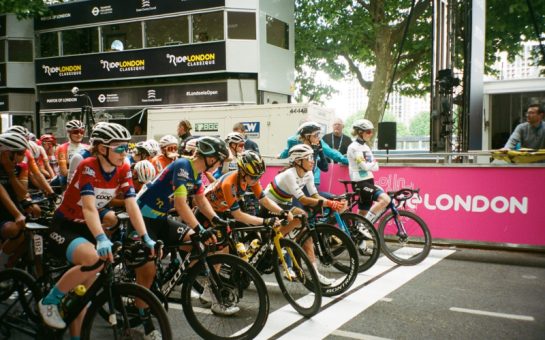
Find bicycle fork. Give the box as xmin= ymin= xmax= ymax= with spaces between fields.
xmin=389 ymin=203 xmax=408 ymax=241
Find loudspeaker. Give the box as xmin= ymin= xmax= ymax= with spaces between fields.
xmin=378 ymin=122 xmax=397 ymax=150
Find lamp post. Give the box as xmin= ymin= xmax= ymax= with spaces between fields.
xmin=71 ymin=87 xmax=95 ymax=136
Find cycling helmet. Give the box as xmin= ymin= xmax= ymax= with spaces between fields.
xmin=0 ymin=132 xmax=29 ymax=151
xmin=237 ymin=150 xmax=266 ymax=177
xmin=180 ymin=136 xmax=199 ymax=155
xmin=40 ymin=134 xmax=57 ymax=145
xmin=134 ymin=160 xmax=156 ymax=183
xmin=159 ymin=134 xmax=178 ymax=148
xmin=288 ymin=144 xmax=314 ymax=163
xmin=147 ymin=139 xmax=160 ymax=157
xmin=28 ymin=133 xmax=37 ymax=142
xmin=297 ymin=121 xmax=322 ymax=136
xmin=352 ymin=119 xmax=374 ymax=131
xmin=196 ymin=136 xmax=229 ymax=161
xmin=28 ymin=141 xmax=42 ymax=159
xmin=135 ymin=141 xmax=153 ymax=157
xmin=65 ymin=120 xmax=85 ymax=131
xmin=6 ymin=125 xmax=30 ymax=138
xmin=225 ymin=132 xmax=245 ymax=145
xmin=90 ymin=122 xmax=131 ymax=144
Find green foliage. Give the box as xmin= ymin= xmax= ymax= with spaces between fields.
xmin=382 ymin=112 xmax=409 ymax=137
xmin=408 ymin=111 xmax=430 ymax=136
xmin=0 ymin=0 xmax=52 ymax=19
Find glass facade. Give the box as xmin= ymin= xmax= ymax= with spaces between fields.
xmin=102 ymin=22 xmax=143 ymax=52
xmin=37 ymin=32 xmax=59 ymax=57
xmin=266 ymin=16 xmax=289 ymax=50
xmin=8 ymin=40 xmax=33 ymax=62
xmin=62 ymin=27 xmax=99 ymax=55
xmin=227 ymin=12 xmax=256 ymax=40
xmin=192 ymin=11 xmax=224 ymax=42
xmin=146 ymin=16 xmax=189 ymax=47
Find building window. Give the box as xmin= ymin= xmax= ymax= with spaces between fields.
xmin=0 ymin=40 xmax=4 ymax=62
xmin=146 ymin=16 xmax=189 ymax=47
xmin=62 ymin=27 xmax=99 ymax=55
xmin=227 ymin=12 xmax=256 ymax=40
xmin=192 ymin=11 xmax=224 ymax=43
xmin=37 ymin=32 xmax=58 ymax=58
xmin=266 ymin=16 xmax=289 ymax=50
xmin=102 ymin=22 xmax=142 ymax=52
xmin=8 ymin=40 xmax=33 ymax=62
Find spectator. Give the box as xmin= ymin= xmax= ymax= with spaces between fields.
xmin=132 ymin=123 xmax=143 ymax=136
xmin=322 ymin=118 xmax=352 ymax=161
xmin=502 ymin=104 xmax=545 ymax=150
xmin=233 ymin=122 xmax=260 ymax=153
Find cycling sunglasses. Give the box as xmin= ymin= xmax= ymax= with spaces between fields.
xmin=69 ymin=129 xmax=85 ymax=135
xmin=164 ymin=145 xmax=178 ymax=153
xmin=105 ymin=144 xmax=129 ymax=154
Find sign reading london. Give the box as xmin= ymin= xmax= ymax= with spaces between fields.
xmin=35 ymin=42 xmax=226 ymax=84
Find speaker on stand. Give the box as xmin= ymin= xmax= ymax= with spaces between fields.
xmin=378 ymin=122 xmax=397 ymax=163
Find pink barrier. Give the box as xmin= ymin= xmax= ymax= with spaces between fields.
xmin=262 ymin=164 xmax=545 ymax=247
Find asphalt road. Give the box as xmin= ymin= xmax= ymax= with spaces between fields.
xmin=166 ymin=246 xmax=545 ymax=339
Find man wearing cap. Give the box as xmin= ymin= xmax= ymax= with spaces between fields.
xmin=233 ymin=122 xmax=260 ymax=153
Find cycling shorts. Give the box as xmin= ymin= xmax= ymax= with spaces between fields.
xmin=142 ymin=216 xmax=191 ymax=247
xmin=46 ymin=216 xmax=96 ymax=262
xmin=353 ymin=179 xmax=384 ymax=210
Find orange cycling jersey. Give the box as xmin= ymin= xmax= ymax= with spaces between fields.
xmin=205 ymin=170 xmax=264 ymax=213
xmin=17 ymin=149 xmax=41 ymax=181
xmin=151 ymin=154 xmax=173 ymax=173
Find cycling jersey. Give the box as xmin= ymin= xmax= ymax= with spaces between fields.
xmin=16 ymin=149 xmax=41 ymax=182
xmin=56 ymin=142 xmax=87 ymax=175
xmin=67 ymin=148 xmax=92 ymax=184
xmin=346 ymin=139 xmax=378 ymax=181
xmin=264 ymin=167 xmax=317 ymax=205
xmin=137 ymin=157 xmax=203 ymax=219
xmin=205 ymin=170 xmax=264 ymax=213
xmin=0 ymin=162 xmax=23 ymax=222
xmin=56 ymin=157 xmax=135 ymax=222
xmin=151 ymin=154 xmax=173 ymax=173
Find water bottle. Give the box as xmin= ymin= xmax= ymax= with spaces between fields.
xmin=163 ymin=257 xmax=180 ymax=281
xmin=246 ymin=239 xmax=261 ymax=258
xmin=235 ymin=242 xmax=249 ymax=261
xmin=61 ymin=284 xmax=86 ymax=317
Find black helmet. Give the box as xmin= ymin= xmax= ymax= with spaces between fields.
xmin=90 ymin=122 xmax=131 ymax=144
xmin=297 ymin=122 xmax=321 ymax=136
xmin=237 ymin=150 xmax=266 ymax=177
xmin=196 ymin=136 xmax=229 ymax=161
xmin=0 ymin=132 xmax=29 ymax=151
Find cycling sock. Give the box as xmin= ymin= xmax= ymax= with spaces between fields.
xmin=365 ymin=211 xmax=377 ymax=223
xmin=139 ymin=308 xmax=155 ymax=334
xmin=42 ymin=285 xmax=66 ymax=305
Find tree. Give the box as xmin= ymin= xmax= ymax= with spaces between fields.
xmin=408 ymin=111 xmax=430 ymax=136
xmin=295 ymin=0 xmax=545 ymax=130
xmin=0 ymin=0 xmax=51 ymax=19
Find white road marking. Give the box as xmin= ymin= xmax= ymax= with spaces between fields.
xmin=379 ymin=297 xmax=392 ymax=302
xmin=274 ymin=248 xmax=455 ymax=340
xmin=168 ymin=302 xmax=212 ymax=314
xmin=331 ymin=329 xmax=392 ymax=340
xmin=449 ymin=307 xmax=535 ymax=321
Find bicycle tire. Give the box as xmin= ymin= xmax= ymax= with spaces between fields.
xmin=378 ymin=210 xmax=432 ymax=265
xmin=298 ymin=224 xmax=359 ymax=297
xmin=181 ymin=253 xmax=269 ymax=340
xmin=273 ymin=237 xmax=322 ymax=317
xmin=81 ymin=282 xmax=172 ymax=340
xmin=339 ymin=212 xmax=381 ymax=273
xmin=0 ymin=268 xmax=43 ymax=339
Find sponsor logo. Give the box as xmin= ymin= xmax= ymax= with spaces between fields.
xmin=83 ymin=166 xmax=96 ymax=177
xmin=98 ymin=94 xmax=106 ymax=103
xmin=166 ymin=53 xmax=216 ymax=67
xmin=243 ymin=122 xmax=260 ymax=138
xmin=49 ymin=232 xmax=65 ymax=245
xmin=97 ymin=93 xmax=119 ymax=103
xmin=45 ymin=97 xmax=78 ymax=104
xmin=136 ymin=0 xmax=157 ymax=12
xmin=96 ymin=193 xmax=113 ymax=201
xmin=141 ymin=89 xmax=163 ymax=103
xmin=91 ymin=5 xmax=112 ymax=16
xmin=194 ymin=122 xmax=219 ymax=132
xmin=100 ymin=59 xmax=145 ymax=72
xmin=40 ymin=13 xmax=71 ymax=21
xmin=42 ymin=64 xmax=82 ymax=77
xmin=186 ymin=90 xmax=219 ymax=96
xmin=177 ymin=168 xmax=190 ymax=180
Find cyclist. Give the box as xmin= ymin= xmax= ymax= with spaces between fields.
xmin=40 ymin=134 xmax=60 ymax=181
xmin=136 ymin=136 xmax=237 ymax=315
xmin=347 ymin=119 xmax=391 ymax=223
xmin=39 ymin=123 xmax=158 ymax=339
xmin=56 ymin=120 xmax=88 ymax=186
xmin=132 ymin=141 xmax=154 ymax=164
xmin=151 ymin=134 xmax=178 ymax=173
xmin=132 ymin=160 xmax=156 ymax=192
xmin=29 ymin=140 xmax=55 ymax=180
xmin=0 ymin=133 xmax=30 ymax=270
xmin=264 ymin=144 xmax=345 ymax=285
xmin=179 ymin=136 xmax=199 ymax=157
xmin=206 ymin=132 xmax=245 ymax=182
xmin=278 ymin=121 xmax=348 ymax=193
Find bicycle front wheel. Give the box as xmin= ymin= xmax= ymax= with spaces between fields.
xmin=299 ymin=224 xmax=359 ymax=297
xmin=0 ymin=268 xmax=43 ymax=339
xmin=378 ymin=210 xmax=432 ymax=265
xmin=81 ymin=282 xmax=172 ymax=340
xmin=340 ymin=212 xmax=381 ymax=272
xmin=273 ymin=238 xmax=322 ymax=317
xmin=181 ymin=253 xmax=269 ymax=340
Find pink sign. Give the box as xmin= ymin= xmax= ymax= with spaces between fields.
xmin=262 ymin=164 xmax=545 ymax=247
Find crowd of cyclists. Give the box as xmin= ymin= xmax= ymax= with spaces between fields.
xmin=0 ymin=116 xmax=389 ymax=339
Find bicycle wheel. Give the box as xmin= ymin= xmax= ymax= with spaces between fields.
xmin=81 ymin=282 xmax=172 ymax=340
xmin=298 ymin=224 xmax=359 ymax=297
xmin=273 ymin=238 xmax=322 ymax=317
xmin=339 ymin=212 xmax=381 ymax=273
xmin=0 ymin=268 xmax=43 ymax=339
xmin=181 ymin=253 xmax=269 ymax=340
xmin=378 ymin=210 xmax=432 ymax=265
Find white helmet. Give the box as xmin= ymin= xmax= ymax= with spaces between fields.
xmin=134 ymin=160 xmax=156 ymax=183
xmin=0 ymin=132 xmax=29 ymax=151
xmin=146 ymin=139 xmax=160 ymax=157
xmin=297 ymin=121 xmax=321 ymax=136
xmin=66 ymin=119 xmax=85 ymax=131
xmin=352 ymin=119 xmax=374 ymax=131
xmin=135 ymin=141 xmax=153 ymax=156
xmin=288 ymin=144 xmax=314 ymax=163
xmin=28 ymin=141 xmax=42 ymax=159
xmin=6 ymin=125 xmax=30 ymax=139
xmin=225 ymin=132 xmax=245 ymax=145
xmin=159 ymin=134 xmax=178 ymax=148
xmin=90 ymin=122 xmax=131 ymax=144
